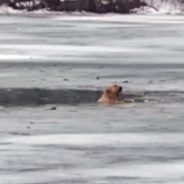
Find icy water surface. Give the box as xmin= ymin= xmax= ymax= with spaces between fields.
xmin=0 ymin=14 xmax=184 ymax=184
xmin=0 ymin=14 xmax=184 ymax=90
xmin=1 ymin=102 xmax=184 ymax=184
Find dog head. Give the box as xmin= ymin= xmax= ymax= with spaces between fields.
xmin=105 ymin=84 xmax=122 ymax=96
xmin=98 ymin=84 xmax=122 ymax=104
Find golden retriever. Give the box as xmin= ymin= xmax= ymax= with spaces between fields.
xmin=98 ymin=84 xmax=122 ymax=104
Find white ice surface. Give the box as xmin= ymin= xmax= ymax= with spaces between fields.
xmin=0 ymin=14 xmax=184 ymax=91
xmin=3 ymin=133 xmax=184 ymax=146
xmin=0 ymin=103 xmax=184 ymax=184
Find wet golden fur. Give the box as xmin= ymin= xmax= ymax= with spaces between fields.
xmin=98 ymin=84 xmax=122 ymax=104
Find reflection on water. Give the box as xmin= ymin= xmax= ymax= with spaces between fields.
xmin=0 ymin=14 xmax=184 ymax=184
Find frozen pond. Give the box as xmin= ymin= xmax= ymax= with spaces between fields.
xmin=0 ymin=14 xmax=184 ymax=91
xmin=1 ymin=102 xmax=184 ymax=184
xmin=0 ymin=14 xmax=184 ymax=184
